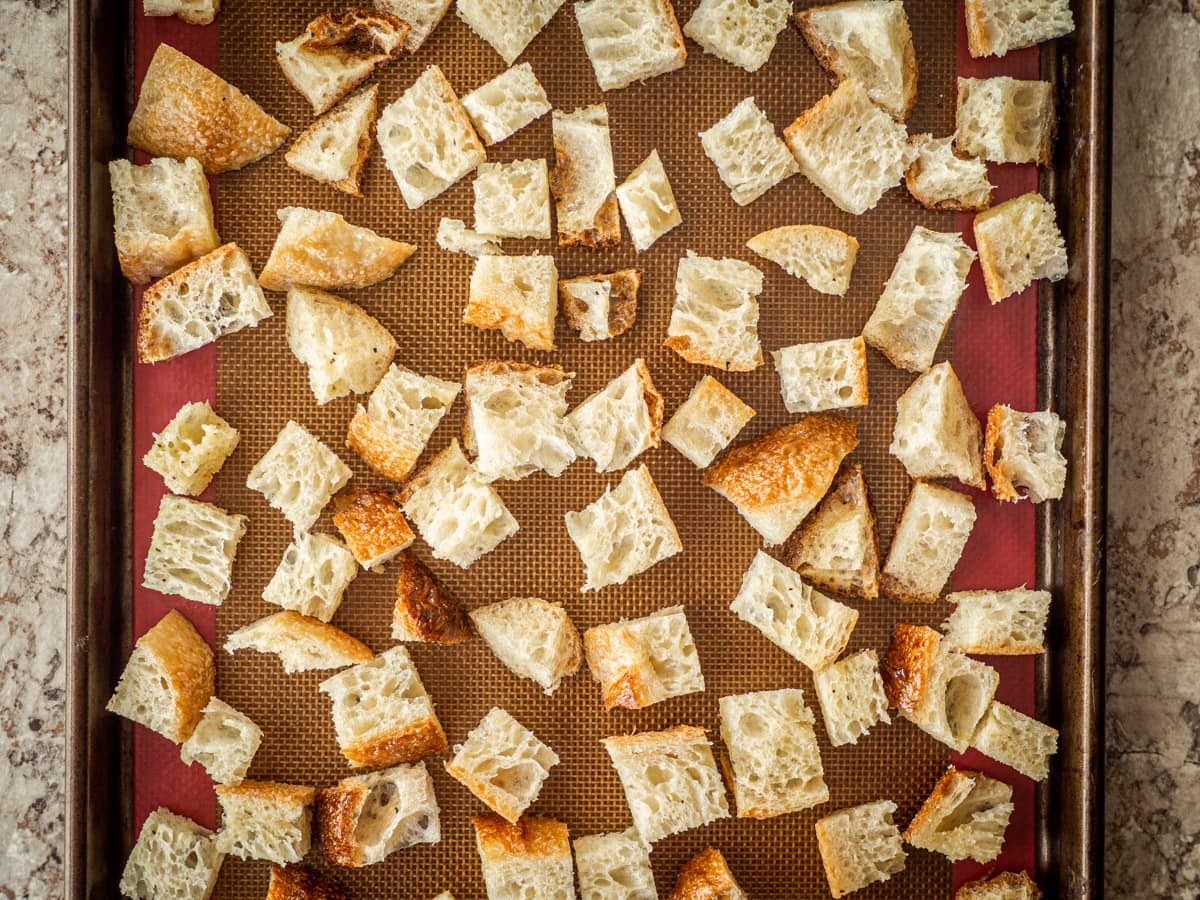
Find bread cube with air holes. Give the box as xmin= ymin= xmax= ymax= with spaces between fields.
xmin=392 ymin=552 xmax=474 ymax=644
xmin=551 ymin=105 xmax=621 ymax=248
xmin=905 ymin=133 xmax=994 ymax=212
xmin=445 ymin=708 xmax=560 ymax=823
xmin=904 ymin=766 xmax=1013 ymax=864
xmin=573 ymin=829 xmax=656 ymax=900
xmin=747 ymin=224 xmax=859 ymax=296
xmin=662 ymin=376 xmax=755 ymax=469
xmin=317 ymin=762 xmax=441 ymax=867
xmin=890 ymin=361 xmax=985 ymax=488
xmin=616 ymin=151 xmax=681 ymax=251
xmin=456 ymin=0 xmax=566 ymax=65
xmin=560 ymin=269 xmax=642 ymax=342
xmin=970 ymin=701 xmax=1059 ymax=781
xmin=262 ymin=533 xmax=358 ymax=622
xmin=247 ymin=421 xmax=352 ymax=533
xmin=463 ymin=255 xmax=560 ymax=351
xmin=684 ymin=0 xmax=790 ymax=72
xmin=815 ymin=801 xmax=906 ymax=898
xmin=285 ymin=287 xmax=397 ymax=405
xmin=375 ymin=0 xmax=453 ymax=51
xmin=471 ymin=598 xmax=582 ymax=695
xmin=812 ymin=649 xmax=891 ymax=747
xmin=143 ymin=495 xmax=246 ymax=606
xmin=331 ymin=488 xmax=415 ymax=571
xmin=473 ymin=159 xmax=552 ymax=240
xmin=955 ymin=871 xmax=1043 ymax=900
xmin=473 ymin=814 xmax=576 ymax=900
xmin=143 ymin=401 xmax=239 ymax=497
xmin=943 ymin=588 xmax=1051 ymax=655
xmin=568 ymin=359 xmax=663 ymax=473
xmin=583 ymin=605 xmax=704 ymax=710
xmin=984 ymin=404 xmax=1067 ymax=502
xmin=180 ymin=699 xmax=262 ymax=785
xmin=665 ymin=252 xmax=764 ymax=371
xmin=574 ymin=0 xmax=687 ymax=91
xmin=965 ymin=0 xmax=1074 ymax=59
xmin=773 ymin=336 xmax=869 ymax=414
xmin=224 ymin=612 xmax=374 ymax=674
xmin=699 ymin=97 xmax=798 ymax=206
xmin=974 ymin=193 xmax=1068 ymax=304
xmin=881 ymin=482 xmax=977 ymax=603
xmin=462 ymin=63 xmax=552 ymax=146
xmin=955 ymin=77 xmax=1056 ymax=166
xmin=119 ymin=809 xmax=224 ymax=900
xmin=215 ymin=780 xmax=316 ymax=865
xmin=142 ymin=0 xmax=219 ymax=26
xmin=437 ymin=218 xmax=503 ymax=258
xmin=284 ymin=85 xmax=378 ymax=197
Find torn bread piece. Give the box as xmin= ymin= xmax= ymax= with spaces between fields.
xmin=984 ymin=405 xmax=1067 ymax=503
xmin=583 ymin=605 xmax=704 ymax=710
xmin=567 ymin=359 xmax=663 ymax=473
xmin=773 ymin=336 xmax=869 ymax=414
xmin=815 ymin=801 xmax=906 ymax=898
xmin=128 ymin=44 xmax=289 ymax=174
xmin=551 ymin=105 xmax=621 ymax=247
xmin=881 ymin=482 xmax=977 ymax=603
xmin=812 ymin=649 xmax=891 ymax=747
xmin=574 ymin=829 xmax=656 ymax=900
xmin=143 ymin=0 xmax=219 ymax=25
xmin=904 ymin=767 xmax=1013 ymax=864
xmin=662 ymin=376 xmax=755 ymax=469
xmin=464 ymin=255 xmax=559 ymax=351
xmin=966 ymin=0 xmax=1074 ymax=59
xmin=684 ymin=0 xmax=790 ymax=72
xmin=971 ymin=701 xmax=1059 ymax=781
xmin=471 ymin=598 xmax=582 ymax=695
xmin=262 ymin=532 xmax=358 ymax=622
xmin=565 ymin=464 xmax=682 ymax=591
xmin=317 ymin=762 xmax=441 ymax=867
xmin=246 ymin=421 xmax=352 ymax=533
xmin=669 ymin=847 xmax=745 ymax=900
xmin=392 ymin=551 xmax=473 ymax=643
xmin=180 ymin=698 xmax=262 ymax=786
xmin=259 ymin=207 xmax=415 ymax=292
xmin=456 ymin=0 xmax=567 ymax=65
xmin=560 ymin=269 xmax=641 ymax=342
xmin=616 ymin=152 xmax=681 ymax=254
xmin=905 ymin=133 xmax=993 ymax=212
xmin=473 ymin=159 xmax=552 ymax=240
xmin=437 ymin=218 xmax=503 ymax=257
xmin=143 ymin=495 xmax=246 ymax=606
xmin=119 ymin=809 xmax=224 ymax=900
xmin=446 ymin=708 xmax=560 ymax=822
xmin=266 ymin=865 xmax=348 ymax=900
xmin=143 ymin=401 xmax=238 ymax=497
xmin=375 ymin=0 xmax=454 ymax=50
xmin=665 ymin=252 xmax=764 ymax=371
xmin=956 ymin=871 xmax=1043 ymax=900
xmin=225 ymin=612 xmax=373 ymax=674
xmin=699 ymin=97 xmax=798 ymax=206
xmin=783 ymin=464 xmax=879 ymax=600
xmin=463 ymin=63 xmax=552 ymax=146
xmin=973 ymin=193 xmax=1068 ymax=304
xmin=890 ymin=361 xmax=985 ymax=488
xmin=746 ymin=224 xmax=858 ymax=296
xmin=285 ymin=86 xmax=378 ymax=197
xmin=215 ymin=780 xmax=316 ymax=865
xmin=955 ymin=77 xmax=1056 ymax=166
xmin=943 ymin=588 xmax=1050 ymax=655
xmin=286 ymin=287 xmax=396 ymax=405
xmin=473 ymin=815 xmax=575 ymax=900
xmin=575 ymin=0 xmax=687 ymax=91
xmin=331 ymin=489 xmax=414 ymax=571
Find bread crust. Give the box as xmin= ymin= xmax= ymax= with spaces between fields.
xmin=955 ymin=870 xmax=1042 ymax=900
xmin=783 ymin=463 xmax=880 ymax=599
xmin=315 ymin=782 xmax=369 ymax=867
xmin=550 ymin=132 xmax=621 ymax=249
xmin=603 ymin=723 xmax=708 ymax=754
xmin=583 ymin=626 xmax=652 ymax=710
xmin=881 ymin=623 xmax=939 ymax=712
xmin=286 ymin=85 xmax=378 ymax=196
xmin=267 ymin=864 xmax=349 ymax=900
xmin=134 ymin=608 xmax=215 ymax=742
xmin=259 ymin=209 xmax=416 ymax=292
xmin=668 ymin=846 xmax=741 ymax=900
xmin=344 ymin=716 xmax=448 ymax=769
xmin=217 ymin=779 xmax=317 ymax=807
xmin=332 ymin=488 xmax=415 ymax=569
xmin=560 ymin=269 xmax=642 ymax=339
xmin=904 ymin=139 xmax=993 ymax=212
xmin=392 ymin=551 xmax=473 ymax=643
xmin=902 ymin=766 xmax=978 ymax=842
xmin=346 ymin=409 xmax=419 ymax=482
xmin=984 ymin=404 xmax=1020 ymax=502
xmin=472 ymin=813 xmax=571 ymax=863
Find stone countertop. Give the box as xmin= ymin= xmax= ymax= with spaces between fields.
xmin=0 ymin=0 xmax=1194 ymax=896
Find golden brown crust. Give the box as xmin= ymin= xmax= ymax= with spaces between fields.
xmin=559 ymin=268 xmax=642 ymax=339
xmin=582 ymin=626 xmax=652 ymax=710
xmin=332 ymin=488 xmax=415 ymax=568
xmin=217 ymin=778 xmax=317 ymax=807
xmin=962 ymin=0 xmax=990 ymax=59
xmin=662 ymin=331 xmax=764 ymax=372
xmin=315 ymin=782 xmax=368 ymax=867
xmin=393 ymin=551 xmax=473 ymax=644
xmin=344 ymin=717 xmax=448 ymax=769
xmin=633 ymin=357 xmax=665 ymax=449
xmin=128 ymin=44 xmax=289 ymax=174
xmin=881 ymin=623 xmax=940 ymax=712
xmin=266 ymin=864 xmax=349 ymax=900
xmin=471 ymin=813 xmax=571 ymax=863
xmin=345 ymin=408 xmax=419 ymax=483
xmin=259 ymin=209 xmax=416 ymax=292
xmin=448 ymin=761 xmax=523 ymax=822
xmin=668 ymin=846 xmax=741 ymax=900
xmin=955 ymin=870 xmax=1042 ymax=900
xmin=904 ymin=140 xmax=993 ymax=212
xmin=603 ymin=723 xmax=708 ymax=753
xmin=902 ymin=766 xmax=976 ymax=843
xmin=137 ymin=608 xmax=215 ymax=742
xmin=984 ymin=404 xmax=1021 ymax=502
xmin=286 ymin=85 xmax=379 ymax=197
xmin=462 ymin=276 xmax=558 ymax=352
xmin=257 ymin=610 xmax=376 ymax=666
xmin=550 ymin=127 xmax=621 ymax=249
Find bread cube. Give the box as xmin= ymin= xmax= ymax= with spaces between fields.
xmin=684 ymin=0 xmax=790 ymax=72
xmin=665 ymin=252 xmax=764 ymax=371
xmin=956 ymin=77 xmax=1056 ymax=165
xmin=575 ymin=0 xmax=687 ymax=91
xmin=437 ymin=218 xmax=503 ymax=257
xmin=262 ymin=533 xmax=358 ymax=622
xmin=568 ymin=359 xmax=663 ymax=473
xmin=142 ymin=0 xmax=218 ymax=25
xmin=815 ymin=801 xmax=906 ymax=898
xmin=225 ymin=612 xmax=373 ymax=674
xmin=669 ymin=847 xmax=745 ymax=899
xmin=286 ymin=287 xmax=397 ymax=405
xmin=881 ymin=482 xmax=977 ymax=603
xmin=471 ymin=597 xmax=582 ymax=695
xmin=956 ymin=871 xmax=1043 ymax=900
xmin=551 ymin=105 xmax=621 ymax=247
xmin=616 ymin=151 xmax=681 ymax=251
xmin=812 ymin=649 xmax=891 ymax=747
xmin=720 ymin=689 xmax=829 ymax=818
xmin=904 ymin=767 xmax=1013 ymax=863
xmin=473 ymin=159 xmax=552 ymax=240
xmin=699 ymin=97 xmax=798 ymax=206
xmin=464 ymin=255 xmax=560 ymax=351
xmin=319 ymin=646 xmax=448 ymax=768
xmin=746 ymin=224 xmax=858 ymax=296
xmin=662 ymin=376 xmax=755 ymax=469
xmin=974 ymin=192 xmax=1068 ymax=303
xmin=560 ymin=269 xmax=641 ymax=342
xmin=984 ymin=405 xmax=1067 ymax=502
xmin=247 ymin=421 xmax=352 ymax=533
xmin=905 ymin=133 xmax=994 ymax=212
xmin=943 ymin=588 xmax=1051 ymax=655
xmin=473 ymin=815 xmax=575 ymax=900
xmin=215 ymin=780 xmax=316 ymax=865
xmin=584 ymin=605 xmax=704 ymax=709
xmin=331 ymin=489 xmax=415 ymax=571
xmin=603 ymin=725 xmax=729 ymax=844
xmin=393 ymin=552 xmax=474 ymax=643
xmin=119 ymin=809 xmax=223 ymax=900
xmin=966 ymin=0 xmax=1074 ymax=58
xmin=783 ymin=463 xmax=879 ymax=600
xmin=456 ymin=0 xmax=566 ymax=65
xmin=143 ymin=495 xmax=246 ymax=606
xmin=773 ymin=336 xmax=869 ymax=414
xmin=317 ymin=762 xmax=441 ymax=867
xmin=143 ymin=401 xmax=239 ymax=497
xmin=971 ymin=701 xmax=1059 ymax=781
xmin=463 ymin=63 xmax=552 ymax=145
xmin=573 ymin=829 xmax=656 ymax=900
xmin=565 ymin=465 xmax=682 ymax=591
xmin=890 ymin=361 xmax=985 ymax=488
xmin=180 ymin=698 xmax=262 ymax=785
xmin=446 ymin=708 xmax=559 ymax=822
xmin=376 ymin=0 xmax=454 ymax=50
xmin=266 ymin=866 xmax=349 ymax=900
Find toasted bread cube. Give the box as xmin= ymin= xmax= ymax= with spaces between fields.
xmin=662 ymin=376 xmax=755 ymax=469
xmin=904 ymin=767 xmax=1013 ymax=863
xmin=699 ymin=98 xmax=798 ymax=206
xmin=376 ymin=0 xmax=454 ymax=50
xmin=260 ymin=207 xmax=415 ymax=292
xmin=464 ymin=255 xmax=559 ymax=351
xmin=974 ymin=193 xmax=1068 ymax=304
xmin=812 ymin=649 xmax=891 ymax=747
xmin=471 ymin=598 xmax=582 ymax=695
xmin=984 ymin=405 xmax=1067 ymax=502
xmin=317 ymin=762 xmax=441 ymax=867
xmin=457 ymin=0 xmax=566 ymax=64
xmin=955 ymin=77 xmax=1056 ymax=166
xmin=473 ymin=159 xmax=552 ymax=240
xmin=392 ymin=552 xmax=474 ymax=643
xmin=573 ymin=829 xmax=656 ymax=900
xmin=319 ymin=646 xmax=448 ymax=768
xmin=568 ymin=359 xmax=663 ymax=473
xmin=773 ymin=336 xmax=869 ymax=414
xmin=247 ymin=421 xmax=352 ymax=533
xmin=180 ymin=698 xmax=262 ymax=786
xmin=266 ymin=866 xmax=349 ymax=900
xmin=565 ymin=465 xmax=682 ymax=591
xmin=881 ymin=482 xmax=977 ymax=603
xmin=905 ymin=133 xmax=993 ymax=212
xmin=106 ymin=609 xmax=213 ymax=743
xmin=215 ymin=780 xmax=316 ymax=864
xmin=684 ymin=0 xmax=789 ymax=72
xmin=584 ymin=605 xmax=704 ymax=710
xmin=966 ymin=0 xmax=1074 ymax=58
xmin=143 ymin=401 xmax=239 ymax=497
xmin=665 ymin=252 xmax=764 ymax=371
xmin=956 ymin=871 xmax=1043 ymax=900
xmin=575 ymin=0 xmax=687 ymax=91
xmin=262 ymin=533 xmax=358 ymax=622
xmin=463 ymin=63 xmax=552 ymax=146
xmin=119 ymin=809 xmax=223 ymax=900
xmin=783 ymin=463 xmax=879 ymax=600
xmin=560 ymin=269 xmax=641 ymax=342
xmin=224 ymin=612 xmax=373 ymax=674
xmin=943 ymin=588 xmax=1050 ymax=655
xmin=143 ymin=495 xmax=246 ymax=606
xmin=551 ymin=105 xmax=621 ymax=248
xmin=331 ymin=489 xmax=415 ymax=571
xmin=446 ymin=708 xmax=560 ymax=822
xmin=142 ymin=0 xmax=218 ymax=25
xmin=438 ymin=218 xmax=504 ymax=257
xmin=720 ymin=689 xmax=829 ymax=818
xmin=603 ymin=726 xmax=729 ymax=844
xmin=616 ymin=151 xmax=681 ymax=251
xmin=284 ymin=87 xmax=379 ymax=192
xmin=669 ymin=847 xmax=745 ymax=900
xmin=890 ymin=362 xmax=985 ymax=488
xmin=746 ymin=224 xmax=858 ymax=296
xmin=971 ymin=702 xmax=1058 ymax=781
xmin=474 ymin=815 xmax=575 ymax=900
xmin=815 ymin=801 xmax=906 ymax=898
xmin=286 ymin=287 xmax=396 ymax=405
xmin=378 ymin=65 xmax=487 ymax=209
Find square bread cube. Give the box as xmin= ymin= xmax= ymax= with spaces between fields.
xmin=319 ymin=646 xmax=448 ymax=768
xmin=285 ymin=287 xmax=397 ymax=405
xmin=332 ymin=488 xmax=415 ymax=570
xmin=973 ymin=193 xmax=1068 ymax=304
xmin=262 ymin=532 xmax=359 ymax=622
xmin=463 ymin=255 xmax=560 ymax=351
xmin=565 ymin=464 xmax=682 ymax=591
xmin=955 ymin=871 xmax=1043 ymax=900
xmin=471 ymin=597 xmax=582 ymax=695
xmin=616 ymin=151 xmax=681 ymax=251
xmin=699 ymin=97 xmax=798 ymax=206
xmin=473 ymin=815 xmax=575 ymax=900
xmin=180 ymin=698 xmax=262 ymax=785
xmin=966 ymin=0 xmax=1074 ymax=58
xmin=463 ymin=63 xmax=552 ymax=146
xmin=905 ymin=133 xmax=994 ymax=212
xmin=662 ymin=375 xmax=755 ymax=469
xmin=684 ymin=0 xmax=790 ymax=72
xmin=890 ymin=361 xmax=985 ymax=488
xmin=719 ymin=689 xmax=829 ymax=818
xmin=216 ymin=780 xmax=316 ymax=865
xmin=143 ymin=401 xmax=239 ymax=497
xmin=971 ymin=701 xmax=1059 ymax=781
xmin=943 ymin=588 xmax=1051 ymax=655
xmin=438 ymin=218 xmax=503 ymax=257
xmin=473 ymin=159 xmax=552 ymax=240
xmin=376 ymin=0 xmax=454 ymax=51
xmin=669 ymin=847 xmax=746 ymax=899
xmin=224 ymin=611 xmax=374 ymax=674
xmin=143 ymin=0 xmax=219 ymax=26
xmin=457 ymin=0 xmax=566 ymax=65
xmin=984 ymin=405 xmax=1067 ymax=503
xmin=393 ymin=552 xmax=474 ymax=644
xmin=575 ymin=0 xmax=687 ymax=92
xmin=904 ymin=767 xmax=1013 ymax=863
xmin=773 ymin=336 xmax=869 ymax=414
xmin=119 ymin=809 xmax=224 ymax=900
xmin=316 ymin=762 xmax=441 ymax=867
xmin=285 ymin=85 xmax=378 ymax=197
xmin=665 ymin=252 xmax=764 ymax=371
xmin=603 ymin=725 xmax=729 ymax=844
xmin=573 ymin=829 xmax=656 ymax=900
xmin=560 ymin=269 xmax=641 ymax=342
xmin=551 ymin=105 xmax=621 ymax=248
xmin=567 ymin=359 xmax=663 ymax=473
xmin=881 ymin=482 xmax=977 ymax=603
xmin=747 ymin=224 xmax=859 ymax=296
xmin=815 ymin=801 xmax=906 ymax=898
xmin=812 ymin=649 xmax=891 ymax=747
xmin=446 ymin=708 xmax=560 ymax=823
xmin=956 ymin=77 xmax=1056 ymax=166
xmin=143 ymin=495 xmax=247 ymax=606
xmin=584 ymin=605 xmax=704 ymax=710
xmin=247 ymin=421 xmax=352 ymax=534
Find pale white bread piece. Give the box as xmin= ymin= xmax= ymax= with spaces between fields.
xmin=616 ymin=150 xmax=681 ymax=251
xmin=746 ymin=224 xmax=858 ymax=296
xmin=970 ymin=701 xmax=1059 ymax=781
xmin=719 ymin=689 xmax=829 ymax=818
xmin=332 ymin=488 xmax=416 ymax=570
xmin=890 ymin=361 xmax=985 ymax=488
xmin=881 ymin=482 xmax=977 ymax=603
xmin=375 ymin=0 xmax=454 ymax=50
xmin=399 ymin=440 xmax=519 ymax=567
xmin=662 ymin=376 xmax=755 ymax=469
xmin=137 ymin=243 xmax=272 ymax=364
xmin=463 ymin=63 xmax=552 ymax=146
xmin=265 ymin=866 xmax=350 ymax=899
xmin=551 ymin=105 xmax=621 ymax=247
xmin=973 ymin=193 xmax=1068 ymax=304
xmin=143 ymin=495 xmax=246 ymax=606
xmin=782 ymin=463 xmax=880 ymax=600
xmin=665 ymin=251 xmax=764 ymax=371
xmin=143 ymin=401 xmax=239 ymax=496
xmin=575 ymin=0 xmax=687 ymax=91
xmin=320 ymin=645 xmax=448 ymax=768
xmin=457 ymin=0 xmax=567 ymax=64
xmin=246 ymin=420 xmax=353 ymax=533
xmin=883 ymin=624 xmax=1000 ymax=752
xmin=730 ymin=551 xmax=858 ymax=671
xmin=463 ymin=255 xmax=560 ymax=351
xmin=567 ymin=358 xmax=664 ymax=473
xmin=286 ymin=287 xmax=397 ymax=405
xmin=262 ymin=532 xmax=359 ymax=622
xmin=462 ymin=361 xmax=575 ymax=481
xmin=119 ymin=809 xmax=223 ymax=900
xmin=956 ymin=871 xmax=1043 ymax=900
xmin=583 ymin=605 xmax=704 ymax=710
xmin=392 ymin=551 xmax=474 ymax=643
xmin=984 ymin=405 xmax=1067 ymax=502
xmin=603 ymin=726 xmax=730 ymax=844
xmin=215 ymin=780 xmax=316 ymax=864
xmin=862 ymin=226 xmax=976 ymax=373
xmin=966 ymin=0 xmax=1074 ymax=58
xmin=259 ymin=207 xmax=416 ymax=292
xmin=684 ymin=0 xmax=790 ymax=72
xmin=905 ymin=133 xmax=994 ymax=212
xmin=904 ymin=766 xmax=1013 ymax=863
xmin=180 ymin=698 xmax=262 ymax=786
xmin=943 ymin=588 xmax=1050 ymax=655
xmin=377 ymin=65 xmax=487 ymax=209
xmin=109 ymin=157 xmax=220 ymax=284
xmin=471 ymin=597 xmax=583 ymax=695
xmin=955 ymin=77 xmax=1056 ymax=165
xmin=106 ymin=609 xmax=213 ymax=744
xmin=814 ymin=801 xmax=906 ymax=898
xmin=285 ymin=86 xmax=378 ymax=197
xmin=473 ymin=814 xmax=575 ymax=900
xmin=316 ymin=762 xmax=441 ymax=867
xmin=438 ymin=218 xmax=504 ymax=257
xmin=473 ymin=159 xmax=552 ymax=239
xmin=669 ymin=847 xmax=745 ymax=900
xmin=812 ymin=649 xmax=891 ymax=747
xmin=224 ymin=611 xmax=373 ymax=674
xmin=346 ymin=364 xmax=461 ymax=482
xmin=565 ymin=464 xmax=682 ymax=591
xmin=704 ymin=415 xmax=858 ymax=546
xmin=446 ymin=708 xmax=560 ymax=822
xmin=143 ymin=0 xmax=218 ymax=25
xmin=560 ymin=269 xmax=641 ymax=342
xmin=699 ymin=97 xmax=798 ymax=206
xmin=773 ymin=336 xmax=869 ymax=414
xmin=574 ymin=829 xmax=655 ymax=900
xmin=795 ymin=0 xmax=918 ymax=119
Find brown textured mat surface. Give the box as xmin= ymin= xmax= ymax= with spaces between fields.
xmin=214 ymin=2 xmax=957 ymax=896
